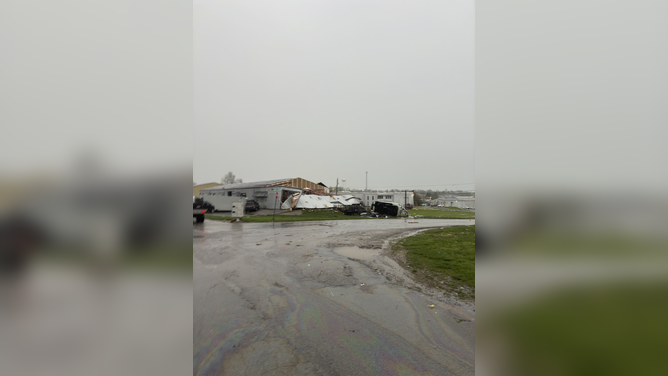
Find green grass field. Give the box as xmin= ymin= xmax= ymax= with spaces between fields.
xmin=394 ymin=225 xmax=475 ymax=298
xmin=206 ymin=209 xmax=368 ymax=222
xmin=407 ymin=207 xmax=475 ymax=219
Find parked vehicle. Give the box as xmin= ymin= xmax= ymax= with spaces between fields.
xmin=373 ymin=201 xmax=408 ymax=217
xmin=244 ymin=199 xmax=260 ymax=212
xmin=193 ymin=197 xmax=206 ymax=223
xmin=201 ymin=200 xmax=215 ymax=213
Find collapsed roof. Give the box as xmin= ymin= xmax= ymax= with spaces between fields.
xmin=281 ymin=192 xmax=362 ymax=209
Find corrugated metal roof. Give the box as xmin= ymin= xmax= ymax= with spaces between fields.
xmin=201 ymin=178 xmax=295 ymax=191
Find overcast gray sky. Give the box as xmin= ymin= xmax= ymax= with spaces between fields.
xmin=194 ymin=0 xmax=474 ymax=191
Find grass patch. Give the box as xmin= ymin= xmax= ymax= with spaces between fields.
xmin=206 ymin=209 xmax=369 ymax=222
xmin=421 ymin=206 xmax=468 ymax=211
xmin=394 ymin=225 xmax=475 ymax=298
xmin=408 ymin=208 xmax=475 ymax=219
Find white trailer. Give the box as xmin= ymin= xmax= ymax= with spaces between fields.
xmin=200 ymin=191 xmax=246 ymax=212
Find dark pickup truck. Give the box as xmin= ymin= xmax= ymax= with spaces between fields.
xmin=201 ymin=200 xmax=215 ymax=213
xmin=193 ymin=198 xmax=207 ymax=223
xmin=373 ymin=201 xmax=408 ymax=217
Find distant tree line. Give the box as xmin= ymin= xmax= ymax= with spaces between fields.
xmin=221 ymin=172 xmax=243 ymax=184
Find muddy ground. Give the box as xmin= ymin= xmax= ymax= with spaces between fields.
xmin=194 ymin=218 xmax=476 ymax=376
xmin=324 ymin=227 xmax=475 ymax=308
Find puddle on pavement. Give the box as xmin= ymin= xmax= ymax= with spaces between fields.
xmin=333 ymin=246 xmax=380 ymax=260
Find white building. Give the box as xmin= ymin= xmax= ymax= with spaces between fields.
xmin=349 ymin=191 xmax=415 ymax=209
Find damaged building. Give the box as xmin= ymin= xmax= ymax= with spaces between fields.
xmin=280 ymin=191 xmax=362 ymax=210
xmin=199 ymin=178 xmax=331 ymax=211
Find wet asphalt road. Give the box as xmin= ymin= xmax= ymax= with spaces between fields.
xmin=193 ymin=218 xmax=475 ymax=376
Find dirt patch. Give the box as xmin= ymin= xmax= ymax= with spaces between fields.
xmin=324 ymin=227 xmax=475 ymax=307
xmin=387 ymin=245 xmax=475 ymax=303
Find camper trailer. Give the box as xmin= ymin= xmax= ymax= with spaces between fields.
xmin=199 ymin=191 xmax=246 ymax=212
